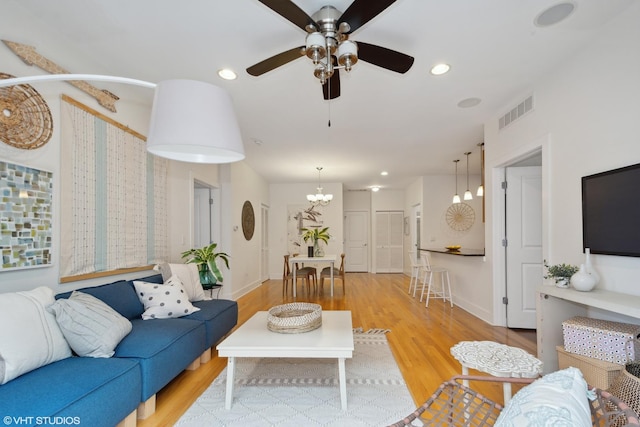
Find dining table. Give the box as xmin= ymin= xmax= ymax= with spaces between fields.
xmin=291 ymin=254 xmax=337 ymax=297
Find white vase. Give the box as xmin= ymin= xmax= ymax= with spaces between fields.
xmin=584 ymin=248 xmax=600 ymax=285
xmin=571 ymin=264 xmax=597 ymax=292
xmin=555 ymin=277 xmax=570 ymax=288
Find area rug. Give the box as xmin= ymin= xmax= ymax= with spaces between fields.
xmin=176 ymin=328 xmax=419 ymax=426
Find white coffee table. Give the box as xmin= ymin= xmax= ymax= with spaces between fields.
xmin=217 ymin=310 xmax=354 ymax=410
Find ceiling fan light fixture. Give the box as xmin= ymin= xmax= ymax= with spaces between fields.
xmin=337 ymin=40 xmax=358 ymax=72
xmin=305 ymin=32 xmax=327 ymax=64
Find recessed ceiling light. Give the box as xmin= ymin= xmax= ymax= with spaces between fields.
xmin=380 ymin=171 xmax=388 ymax=176
xmin=458 ymin=97 xmax=482 ymax=108
xmin=535 ymin=2 xmax=575 ymax=27
xmin=217 ymin=68 xmax=237 ymax=80
xmin=251 ymin=138 xmax=262 ymax=145
xmin=430 ymin=63 xmax=451 ymax=76
xmin=371 ymin=186 xmax=380 ymax=192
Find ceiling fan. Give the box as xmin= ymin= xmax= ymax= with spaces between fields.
xmin=246 ymin=0 xmax=414 ymax=100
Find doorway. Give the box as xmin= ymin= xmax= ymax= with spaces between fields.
xmin=193 ymin=180 xmax=220 ymax=249
xmin=503 ymin=153 xmax=542 ymax=329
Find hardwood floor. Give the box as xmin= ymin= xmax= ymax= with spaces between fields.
xmin=138 ymin=272 xmax=536 ymax=426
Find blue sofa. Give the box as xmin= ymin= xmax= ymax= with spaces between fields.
xmin=0 ymin=273 xmax=238 ymax=427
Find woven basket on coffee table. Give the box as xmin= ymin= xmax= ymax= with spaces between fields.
xmin=267 ymin=302 xmax=322 ymax=334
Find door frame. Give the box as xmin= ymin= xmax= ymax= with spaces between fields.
xmin=491 ymin=134 xmax=550 ymax=326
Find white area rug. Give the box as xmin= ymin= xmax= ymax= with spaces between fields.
xmin=176 ymin=329 xmax=418 ymax=426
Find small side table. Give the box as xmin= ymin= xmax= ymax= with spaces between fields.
xmin=203 ymin=284 xmax=222 ymax=299
xmin=450 ymin=341 xmax=542 ymax=404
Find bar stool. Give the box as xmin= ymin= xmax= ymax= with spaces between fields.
xmin=419 ymin=253 xmax=453 ymax=307
xmin=408 ymin=251 xmax=422 ymax=297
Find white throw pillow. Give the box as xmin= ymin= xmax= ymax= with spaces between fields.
xmin=134 ymin=275 xmax=201 ymax=320
xmin=0 ymin=287 xmax=72 ymax=384
xmin=158 ymin=263 xmax=206 ymax=302
xmin=47 ymin=291 xmax=132 ymax=358
xmin=495 ymin=367 xmax=592 ymax=427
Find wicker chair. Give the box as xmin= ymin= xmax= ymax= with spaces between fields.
xmin=388 ymin=375 xmax=640 ymax=427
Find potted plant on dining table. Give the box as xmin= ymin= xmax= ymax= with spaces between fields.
xmin=181 ymin=242 xmax=230 ymax=289
xmin=301 ymin=226 xmax=331 ymax=257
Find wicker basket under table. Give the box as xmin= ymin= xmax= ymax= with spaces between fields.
xmin=388 ymin=375 xmax=640 ymax=427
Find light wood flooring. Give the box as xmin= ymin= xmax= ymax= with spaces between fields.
xmin=138 ymin=272 xmax=536 ymax=427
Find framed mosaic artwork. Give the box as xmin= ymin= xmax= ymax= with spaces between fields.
xmin=0 ymin=160 xmax=53 ymax=271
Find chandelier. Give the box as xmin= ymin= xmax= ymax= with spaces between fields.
xmin=304 ymin=7 xmax=358 ymax=86
xmin=307 ymin=167 xmax=333 ymax=206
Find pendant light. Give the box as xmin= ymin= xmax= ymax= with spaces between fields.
xmin=464 ymin=152 xmax=473 ymax=201
xmin=477 ymin=142 xmax=485 ymax=197
xmin=452 ymin=160 xmax=461 ymax=204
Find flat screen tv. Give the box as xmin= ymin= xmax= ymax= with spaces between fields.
xmin=582 ymin=162 xmax=640 ymax=257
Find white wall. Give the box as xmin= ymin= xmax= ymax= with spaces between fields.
xmin=226 ymin=161 xmax=269 ymax=299
xmin=485 ymin=2 xmax=640 ymax=324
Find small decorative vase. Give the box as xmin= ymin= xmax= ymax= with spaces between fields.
xmin=571 ymin=264 xmax=597 ymax=292
xmin=198 ymin=263 xmax=217 ymax=289
xmin=314 ymin=240 xmax=324 ymax=257
xmin=584 ymin=248 xmax=600 ymax=285
xmin=555 ymin=277 xmax=570 ymax=289
xmin=307 ymin=246 xmax=314 ymax=257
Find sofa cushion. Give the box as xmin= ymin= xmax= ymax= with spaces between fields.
xmin=115 ymin=318 xmax=206 ymax=400
xmin=47 ymin=291 xmax=132 ymax=358
xmin=187 ymin=299 xmax=239 ymax=347
xmin=0 ymin=356 xmax=141 ymax=427
xmin=158 ymin=262 xmax=206 ymax=302
xmin=134 ymin=276 xmax=200 ymax=319
xmin=495 ymin=367 xmax=591 ymax=427
xmin=0 ymin=287 xmax=71 ymax=384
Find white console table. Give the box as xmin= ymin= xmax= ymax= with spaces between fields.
xmin=536 ymin=285 xmax=640 ymax=373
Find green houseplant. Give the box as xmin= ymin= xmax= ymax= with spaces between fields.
xmin=301 ymin=226 xmax=330 ymax=257
xmin=181 ymin=243 xmax=230 ymax=288
xmin=544 ymin=260 xmax=579 ymax=288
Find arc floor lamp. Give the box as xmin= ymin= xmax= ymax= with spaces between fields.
xmin=0 ymin=74 xmax=245 ymax=164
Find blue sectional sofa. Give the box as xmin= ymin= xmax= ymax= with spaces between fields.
xmin=0 ymin=273 xmax=238 ymax=427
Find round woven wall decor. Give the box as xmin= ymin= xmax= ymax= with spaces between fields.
xmin=446 ymin=203 xmax=475 ymax=231
xmin=0 ymin=73 xmax=53 ymax=150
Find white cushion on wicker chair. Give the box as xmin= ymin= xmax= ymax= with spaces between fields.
xmin=495 ymin=367 xmax=591 ymax=427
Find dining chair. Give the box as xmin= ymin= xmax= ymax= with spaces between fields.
xmin=419 ymin=252 xmax=453 ymax=307
xmin=283 ymin=254 xmax=313 ymax=296
xmin=320 ymin=253 xmax=345 ymax=294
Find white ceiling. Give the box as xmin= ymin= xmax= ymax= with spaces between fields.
xmin=5 ymin=0 xmax=634 ymax=190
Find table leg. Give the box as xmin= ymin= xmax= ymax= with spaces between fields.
xmin=338 ymin=357 xmax=347 ymax=410
xmin=292 ymin=266 xmax=297 ymax=298
xmin=330 ymin=261 xmax=335 ymax=297
xmin=503 ymin=383 xmax=512 ymax=405
xmin=225 ymin=356 xmax=236 ymax=410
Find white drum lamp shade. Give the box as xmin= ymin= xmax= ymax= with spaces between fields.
xmin=147 ymin=79 xmax=245 ymax=163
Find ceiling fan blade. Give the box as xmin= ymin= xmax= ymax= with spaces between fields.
xmin=246 ymin=46 xmax=304 ymax=76
xmin=357 ymin=42 xmax=414 ymax=74
xmin=322 ymin=69 xmax=340 ymax=100
xmin=338 ymin=0 xmax=397 ymax=34
xmin=258 ymin=0 xmax=318 ymax=32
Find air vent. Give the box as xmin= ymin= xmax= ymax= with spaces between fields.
xmin=499 ymin=95 xmax=534 ymax=130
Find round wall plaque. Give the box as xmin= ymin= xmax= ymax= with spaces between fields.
xmin=241 ymin=200 xmax=255 ymax=241
xmin=446 ymin=203 xmax=475 ymax=231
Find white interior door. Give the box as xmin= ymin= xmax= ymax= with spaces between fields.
xmin=375 ymin=211 xmax=404 ymax=273
xmin=506 ymin=166 xmax=542 ymax=328
xmin=344 ymin=211 xmax=369 ymax=272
